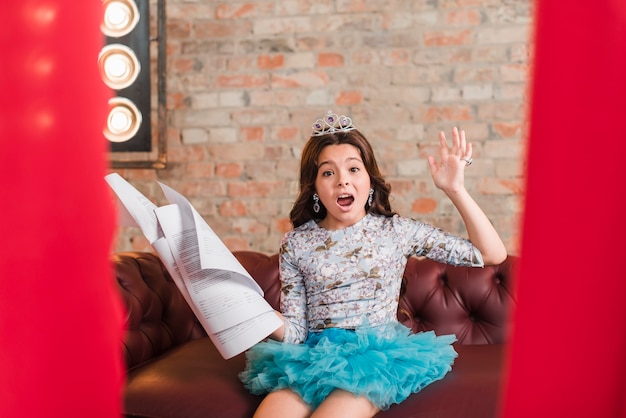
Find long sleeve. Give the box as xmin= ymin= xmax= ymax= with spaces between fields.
xmin=395 ymin=216 xmax=484 ymax=267
xmin=278 ymin=239 xmax=309 ymax=344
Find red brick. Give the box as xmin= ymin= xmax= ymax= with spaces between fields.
xmin=167 ymin=4 xmax=213 ymax=19
xmin=444 ymin=10 xmax=482 ymax=25
xmin=274 ymin=126 xmax=300 ymax=142
xmin=179 ymin=180 xmax=226 ymax=197
xmin=219 ymin=200 xmax=247 ymax=216
xmin=274 ymin=90 xmax=308 ymax=106
xmin=247 ymin=199 xmax=280 ymax=216
xmin=215 ymin=3 xmax=256 ymax=19
xmin=477 ymin=102 xmax=524 ymax=120
xmin=422 ymin=105 xmax=474 ymax=122
xmin=335 ymin=91 xmax=363 ymax=106
xmin=166 ymin=92 xmax=189 ymax=110
xmin=228 ymin=181 xmax=284 ymax=198
xmin=454 ymin=67 xmax=497 ymax=83
xmin=194 ymin=20 xmax=252 ymax=38
xmin=264 ymin=145 xmax=285 ymax=159
xmin=254 ymin=17 xmax=311 ymax=34
xmin=215 ymin=74 xmax=269 ymax=89
xmin=232 ymin=108 xmax=291 ymax=125
xmin=227 ymin=56 xmax=257 ymax=72
xmin=270 ymin=71 xmax=328 ymax=88
xmin=411 ymin=197 xmax=438 ymax=214
xmin=233 ymin=219 xmax=269 ymax=235
xmin=318 ymin=52 xmax=345 ymax=67
xmin=351 ymin=50 xmax=378 ymax=65
xmin=501 ymin=63 xmax=529 ymax=82
xmin=240 ymin=126 xmax=265 ymax=142
xmin=166 ymin=19 xmax=191 ymax=39
xmin=477 ymin=177 xmax=524 ymax=195
xmin=168 ymin=144 xmax=210 ymax=162
xmin=209 ymin=143 xmax=265 ymax=161
xmin=336 ymin=0 xmax=387 ymax=13
xmin=185 ymin=162 xmax=215 ymax=178
xmin=216 ymin=162 xmax=244 ymax=178
xmin=274 ymin=217 xmax=293 ymax=234
xmin=423 ymin=29 xmax=472 ymax=46
xmin=381 ymin=49 xmax=411 ymax=66
xmin=493 ymin=122 xmax=522 ymax=138
xmin=387 ymin=179 xmax=415 ymax=195
xmin=248 ymin=90 xmax=277 ymax=106
xmin=171 ymin=57 xmax=194 ymax=73
xmin=258 ymin=54 xmax=285 ymax=69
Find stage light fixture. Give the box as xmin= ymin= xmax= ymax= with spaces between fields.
xmin=99 ymin=0 xmax=151 ymax=153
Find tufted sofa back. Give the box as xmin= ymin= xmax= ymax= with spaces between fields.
xmin=398 ymin=255 xmax=518 ymax=344
xmin=113 ymin=252 xmax=206 ymax=370
xmin=231 ymin=251 xmax=518 ymax=345
xmin=113 ymin=251 xmax=518 ymax=370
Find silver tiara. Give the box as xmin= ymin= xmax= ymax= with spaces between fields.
xmin=311 ymin=110 xmax=356 ymax=136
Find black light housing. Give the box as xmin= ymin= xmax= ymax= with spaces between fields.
xmin=100 ymin=0 xmax=151 ymax=153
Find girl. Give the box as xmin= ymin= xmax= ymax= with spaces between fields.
xmin=240 ymin=110 xmax=507 ymax=418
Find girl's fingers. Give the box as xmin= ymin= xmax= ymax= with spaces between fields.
xmin=438 ymin=128 xmax=472 ymax=163
xmin=439 ymin=131 xmax=449 ymax=160
xmin=451 ymin=127 xmax=460 ymax=154
xmin=459 ymin=129 xmax=467 ymax=154
xmin=427 ymin=155 xmax=437 ymax=173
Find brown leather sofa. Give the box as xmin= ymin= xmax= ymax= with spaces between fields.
xmin=114 ymin=251 xmax=518 ymax=418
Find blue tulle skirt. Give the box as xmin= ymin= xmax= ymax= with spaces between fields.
xmin=239 ymin=322 xmax=458 ymax=410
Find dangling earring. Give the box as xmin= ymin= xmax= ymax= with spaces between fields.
xmin=367 ymin=188 xmax=374 ymax=208
xmin=313 ymin=193 xmax=320 ymax=213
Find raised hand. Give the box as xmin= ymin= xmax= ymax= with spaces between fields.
xmin=427 ymin=127 xmax=472 ymax=193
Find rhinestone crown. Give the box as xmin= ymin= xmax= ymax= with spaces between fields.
xmin=311 ymin=110 xmax=356 ymax=137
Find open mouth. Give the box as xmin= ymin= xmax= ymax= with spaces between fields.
xmin=337 ymin=194 xmax=354 ymax=207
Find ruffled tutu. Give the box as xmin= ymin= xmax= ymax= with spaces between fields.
xmin=239 ymin=322 xmax=457 ymax=410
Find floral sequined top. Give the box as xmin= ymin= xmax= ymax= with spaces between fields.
xmin=279 ymin=213 xmax=483 ymax=344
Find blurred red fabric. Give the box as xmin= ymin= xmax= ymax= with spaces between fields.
xmin=0 ymin=2 xmax=123 ymax=417
xmin=501 ymin=1 xmax=626 ymax=417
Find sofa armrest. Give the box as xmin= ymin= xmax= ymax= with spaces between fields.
xmin=399 ymin=255 xmax=518 ymax=345
xmin=113 ymin=252 xmax=206 ymax=370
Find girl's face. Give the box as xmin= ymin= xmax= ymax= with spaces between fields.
xmin=314 ymin=143 xmax=371 ymax=230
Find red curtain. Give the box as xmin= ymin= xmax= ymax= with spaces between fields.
xmin=501 ymin=1 xmax=626 ymax=417
xmin=0 ymin=2 xmax=123 ymax=417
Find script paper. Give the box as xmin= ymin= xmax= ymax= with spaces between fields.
xmin=105 ymin=173 xmax=282 ymax=359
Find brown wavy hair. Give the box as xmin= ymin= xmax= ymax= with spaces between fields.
xmin=289 ymin=129 xmax=397 ymax=228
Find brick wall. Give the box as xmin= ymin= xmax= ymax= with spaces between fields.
xmin=111 ymin=0 xmax=532 ymax=256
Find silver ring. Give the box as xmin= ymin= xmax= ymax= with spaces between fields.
xmin=462 ymin=158 xmax=472 ymax=166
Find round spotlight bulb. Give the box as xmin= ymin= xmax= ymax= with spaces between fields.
xmin=98 ymin=44 xmax=140 ymax=90
xmin=105 ymin=54 xmax=130 ymax=78
xmin=104 ymin=97 xmax=142 ymax=143
xmin=101 ymin=0 xmax=139 ymax=37
xmin=111 ymin=109 xmax=132 ymax=132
